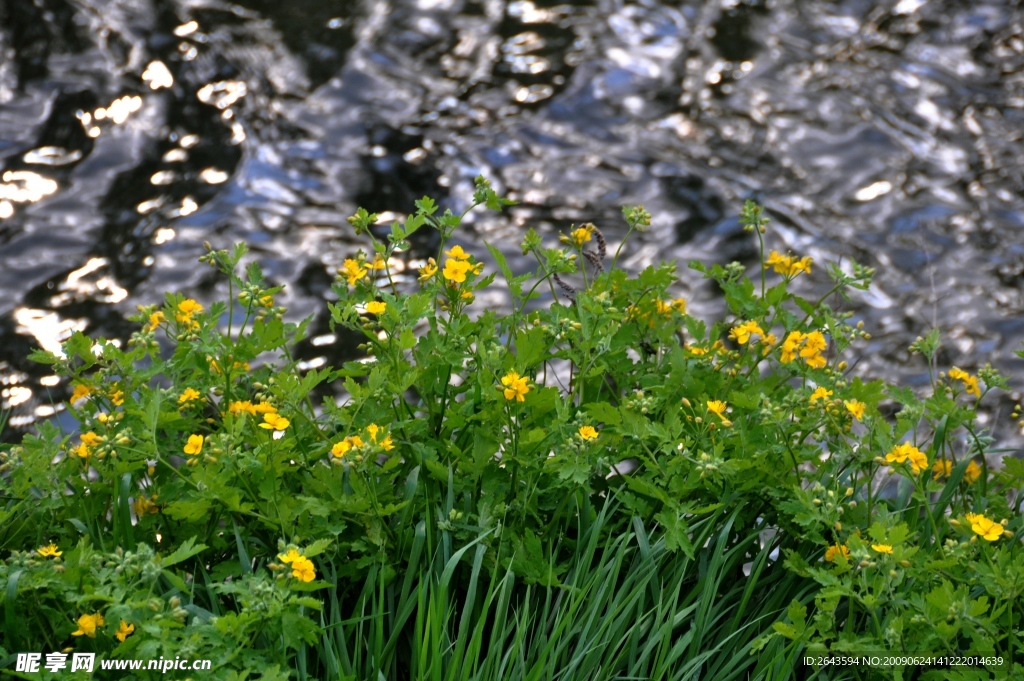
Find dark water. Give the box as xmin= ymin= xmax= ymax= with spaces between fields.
xmin=2 ymin=0 xmax=1024 ymax=448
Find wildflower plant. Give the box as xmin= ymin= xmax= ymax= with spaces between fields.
xmin=0 ymin=182 xmax=1020 ymax=679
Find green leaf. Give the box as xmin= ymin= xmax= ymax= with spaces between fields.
xmin=584 ymin=402 xmax=621 ymax=427
xmin=485 ymin=241 xmax=519 ymax=298
xmin=163 ymin=499 xmax=213 ymax=522
xmin=414 ymin=196 xmax=438 ymax=216
xmin=655 ymin=510 xmax=695 ymax=558
xmin=162 ymin=536 xmax=208 ymax=568
xmin=302 ymin=538 xmax=333 ymax=558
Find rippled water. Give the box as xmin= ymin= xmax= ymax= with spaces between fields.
xmin=2 ymin=0 xmax=1024 ymax=446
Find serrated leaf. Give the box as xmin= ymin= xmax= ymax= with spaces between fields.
xmin=162 ymin=536 xmax=207 ymax=568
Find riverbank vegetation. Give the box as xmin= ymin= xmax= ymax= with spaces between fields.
xmin=1 ymin=178 xmax=1020 ymax=680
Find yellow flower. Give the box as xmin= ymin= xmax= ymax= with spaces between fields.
xmin=570 ymin=224 xmax=595 ymax=247
xmin=443 ymin=258 xmax=472 ymax=283
xmin=907 ymin=449 xmax=928 ymax=475
xmin=964 ymin=460 xmax=982 ymax=484
xmin=765 ymin=251 xmax=812 ymax=277
xmin=685 ymin=344 xmax=708 ymax=356
xmin=80 ymin=431 xmax=103 ymax=447
xmin=728 ymin=320 xmax=765 ymax=345
xmin=706 ymin=400 xmax=732 ymax=426
xmin=369 ymin=255 xmax=388 ymax=270
xmin=949 ymin=367 xmax=981 ymax=397
xmin=132 ymin=494 xmax=159 ymax=517
xmin=364 ymin=301 xmax=387 ymax=315
xmin=72 ymin=613 xmax=105 ymax=638
xmin=419 ymin=258 xmax=438 ymax=282
xmin=254 ymin=401 xmax=278 ymax=414
xmin=578 ymin=426 xmax=599 ymax=441
xmin=146 ymin=311 xmax=165 ymax=331
xmin=340 ymin=259 xmax=368 ymax=287
xmin=824 ymin=544 xmax=850 ymax=563
xmin=331 ymin=439 xmax=353 ymax=458
xmin=70 ymin=383 xmax=91 ymax=403
xmin=331 ymin=435 xmax=365 ymax=458
xmin=444 ymin=245 xmax=472 ymax=261
xmin=178 ymin=299 xmax=203 ymax=316
xmin=809 ymin=387 xmax=832 ymax=404
xmin=229 ymin=400 xmax=257 ymax=417
xmin=183 ymin=434 xmax=204 ymax=456
xmin=72 ymin=443 xmax=92 ymax=459
xmin=366 ymin=423 xmax=382 ymax=442
xmin=178 ymin=387 xmax=202 ymax=406
xmin=800 ymin=331 xmax=827 ymax=369
xmin=109 ymin=387 xmax=125 ymax=406
xmin=259 ymin=413 xmax=290 ymax=431
xmin=291 ymin=556 xmax=316 ymax=582
xmin=259 ymin=294 xmax=275 ymax=308
xmin=671 ymin=298 xmax=687 ymax=314
xmin=37 ymin=544 xmax=62 ymax=558
xmin=872 ymin=544 xmax=893 ymax=554
xmin=844 ymin=400 xmax=865 ymax=420
xmin=115 ymin=620 xmax=135 ymax=642
xmin=500 ymin=371 xmax=531 ymax=402
xmin=278 ymin=548 xmax=303 ymax=564
xmin=965 ymin=513 xmax=1002 ymax=542
xmin=886 ymin=443 xmax=927 ymax=474
xmin=780 ymin=331 xmax=804 ymax=363
xmin=380 ymin=435 xmax=395 ymax=451
xmin=932 ymin=459 xmax=952 ymax=480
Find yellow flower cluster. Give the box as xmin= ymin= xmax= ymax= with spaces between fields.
xmin=440 ymin=245 xmax=484 ymax=284
xmin=948 ymin=367 xmax=981 ymax=398
xmin=500 ymin=371 xmax=531 ymax=402
xmin=176 ymin=299 xmax=203 ymax=330
xmin=228 ymin=400 xmax=278 ymax=417
xmin=728 ymin=320 xmax=765 ymax=345
xmin=932 ymin=458 xmax=981 ymax=483
xmin=278 ymin=547 xmax=317 ymax=582
xmin=765 ymin=250 xmax=812 ymax=277
xmin=340 ymin=258 xmax=369 ymax=287
xmin=655 ymin=298 xmax=688 ymax=315
xmin=824 ymin=544 xmax=849 ymax=562
xmin=72 ymin=431 xmax=103 ymax=460
xmin=886 ymin=442 xmax=928 ymax=475
xmin=780 ymin=330 xmax=827 ymax=369
xmin=132 ymin=493 xmax=160 ymax=517
xmin=331 ymin=423 xmax=395 ymax=459
xmin=965 ymin=512 xmax=1003 ymax=542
